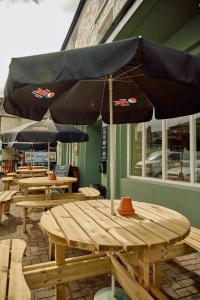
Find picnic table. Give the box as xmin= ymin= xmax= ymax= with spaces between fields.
xmin=16 ymin=168 xmax=48 ymax=177
xmin=18 ymin=176 xmax=77 ymax=199
xmin=40 ymin=199 xmax=190 ymax=299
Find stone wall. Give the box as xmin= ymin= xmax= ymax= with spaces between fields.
xmin=65 ymin=0 xmax=128 ymax=49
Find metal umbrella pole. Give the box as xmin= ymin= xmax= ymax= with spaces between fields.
xmin=0 ymin=136 xmax=2 ymax=175
xmin=48 ymin=142 xmax=50 ymax=174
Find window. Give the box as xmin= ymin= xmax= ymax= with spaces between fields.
xmin=128 ymin=114 xmax=199 ymax=185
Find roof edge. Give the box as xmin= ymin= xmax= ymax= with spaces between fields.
xmin=61 ymin=0 xmax=86 ymax=50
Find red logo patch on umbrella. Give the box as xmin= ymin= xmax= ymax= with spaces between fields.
xmin=113 ymin=97 xmax=137 ymax=106
xmin=32 ymin=88 xmax=55 ymax=99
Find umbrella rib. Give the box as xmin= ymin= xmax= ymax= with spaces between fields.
xmin=114 ymin=64 xmax=143 ymax=79
xmin=99 ymin=79 xmax=107 ymax=115
xmin=119 ymin=69 xmax=154 ymax=108
xmin=113 ymin=74 xmax=145 ymax=82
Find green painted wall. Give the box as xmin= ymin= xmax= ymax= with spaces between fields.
xmin=78 ymin=125 xmax=101 ymax=187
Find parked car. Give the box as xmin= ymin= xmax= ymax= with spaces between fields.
xmin=134 ymin=150 xmax=188 ymax=177
xmin=167 ymin=167 xmax=200 ymax=180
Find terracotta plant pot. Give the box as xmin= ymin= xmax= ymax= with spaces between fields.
xmin=117 ymin=196 xmax=135 ymax=216
xmin=48 ymin=172 xmax=57 ymax=180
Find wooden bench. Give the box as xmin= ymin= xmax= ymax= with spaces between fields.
xmin=1 ymin=176 xmax=14 ymax=191
xmin=78 ymin=187 xmax=100 ymax=198
xmin=0 ymin=239 xmax=31 ymax=299
xmin=117 ymin=226 xmax=200 ymax=300
xmin=16 ymin=187 xmax=100 ymax=233
xmin=0 ymin=190 xmax=18 ymax=223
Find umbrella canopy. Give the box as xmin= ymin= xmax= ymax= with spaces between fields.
xmin=3 ymin=36 xmax=200 ymax=124
xmin=2 ymin=119 xmax=89 ymax=143
xmin=3 ymin=36 xmax=200 ymax=215
xmin=3 ymin=141 xmax=57 ymax=150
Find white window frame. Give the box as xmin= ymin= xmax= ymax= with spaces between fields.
xmin=127 ymin=115 xmax=199 ymax=188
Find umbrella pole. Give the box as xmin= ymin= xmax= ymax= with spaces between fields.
xmin=48 ymin=142 xmax=50 ymax=174
xmin=109 ymin=76 xmax=116 ymax=297
xmin=0 ymin=136 xmax=2 ymax=176
xmin=109 ymin=75 xmax=115 ymax=215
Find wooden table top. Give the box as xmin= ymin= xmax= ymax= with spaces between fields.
xmin=18 ymin=176 xmax=77 ymax=186
xmin=40 ymin=199 xmax=190 ymax=252
xmin=18 ymin=166 xmax=47 ymax=169
xmin=17 ymin=168 xmax=47 ymax=174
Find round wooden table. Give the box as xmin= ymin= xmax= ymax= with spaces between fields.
xmin=16 ymin=168 xmax=48 ymax=177
xmin=40 ymin=199 xmax=190 ymax=299
xmin=17 ymin=165 xmax=47 ymax=169
xmin=18 ymin=176 xmax=77 ymax=198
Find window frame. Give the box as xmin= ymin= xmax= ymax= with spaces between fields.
xmin=127 ymin=115 xmax=198 ymax=187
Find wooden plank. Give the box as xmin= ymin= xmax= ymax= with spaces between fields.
xmin=149 ymin=285 xmax=169 ymax=300
xmin=24 ymin=255 xmax=110 ymax=290
xmin=0 ymin=239 xmax=11 ymax=300
xmin=16 ymin=198 xmax=85 ymax=208
xmin=134 ymin=202 xmax=190 ymax=230
xmin=110 ymin=254 xmax=154 ymax=300
xmin=129 ymin=203 xmax=190 ymax=238
xmin=88 ymin=200 xmax=167 ymax=248
xmin=12 ymin=192 xmax=86 ymax=203
xmin=8 ymin=239 xmax=31 ymax=300
xmin=50 ymin=206 xmax=96 ymax=251
xmin=62 ymin=203 xmax=122 ymax=251
xmin=55 ymin=245 xmax=66 ymax=300
xmin=0 ymin=191 xmax=15 ymax=203
xmin=76 ymin=201 xmax=146 ymax=250
xmin=78 ymin=187 xmax=100 ymax=198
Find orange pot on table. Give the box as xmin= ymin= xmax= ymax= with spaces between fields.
xmin=48 ymin=172 xmax=57 ymax=180
xmin=117 ymin=196 xmax=135 ymax=216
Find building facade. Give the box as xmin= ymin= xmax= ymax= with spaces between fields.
xmin=62 ymin=0 xmax=200 ymax=226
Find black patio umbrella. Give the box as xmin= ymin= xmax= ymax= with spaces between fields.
xmin=3 ymin=36 xmax=200 ymax=213
xmin=3 ymin=141 xmax=57 ymax=151
xmin=2 ymin=119 xmax=89 ymax=171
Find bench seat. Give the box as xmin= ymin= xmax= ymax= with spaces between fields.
xmin=16 ymin=187 xmax=100 ymax=233
xmin=78 ymin=187 xmax=100 ymax=198
xmin=0 ymin=239 xmax=31 ymax=300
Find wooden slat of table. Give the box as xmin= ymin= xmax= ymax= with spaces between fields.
xmin=0 ymin=191 xmax=17 ymax=203
xmin=51 ymin=205 xmax=97 ymax=251
xmin=132 ymin=202 xmax=190 ymax=237
xmin=87 ymin=200 xmax=168 ymax=247
xmin=88 ymin=200 xmax=180 ymax=244
xmin=134 ymin=202 xmax=190 ymax=228
xmin=76 ymin=201 xmax=146 ymax=250
xmin=0 ymin=239 xmax=10 ymax=300
xmin=62 ymin=203 xmax=123 ymax=251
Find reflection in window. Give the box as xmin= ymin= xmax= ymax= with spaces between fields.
xmin=195 ymin=114 xmax=200 ymax=183
xmin=145 ymin=118 xmax=162 ymax=178
xmin=166 ymin=117 xmax=190 ymax=182
xmin=130 ymin=124 xmax=142 ymax=176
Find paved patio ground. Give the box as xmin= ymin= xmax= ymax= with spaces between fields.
xmin=1 ymin=184 xmax=200 ymax=299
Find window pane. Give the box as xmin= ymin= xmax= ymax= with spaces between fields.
xmin=166 ymin=116 xmax=190 ymax=182
xmin=145 ymin=118 xmax=162 ymax=178
xmin=130 ymin=124 xmax=142 ymax=176
xmin=195 ymin=114 xmax=200 ymax=183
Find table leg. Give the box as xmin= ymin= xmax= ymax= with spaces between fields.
xmin=3 ymin=182 xmax=9 ymax=191
xmin=138 ymin=247 xmax=150 ymax=290
xmin=0 ymin=203 xmax=4 ymax=223
xmin=4 ymin=201 xmax=10 ymax=213
xmin=68 ymin=183 xmax=72 ymax=193
xmin=55 ymin=244 xmax=65 ymax=300
xmin=153 ymin=261 xmax=161 ymax=288
xmin=23 ymin=208 xmax=28 ymax=233
xmin=46 ymin=186 xmax=51 ymax=200
xmin=24 ymin=186 xmax=29 ymax=198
